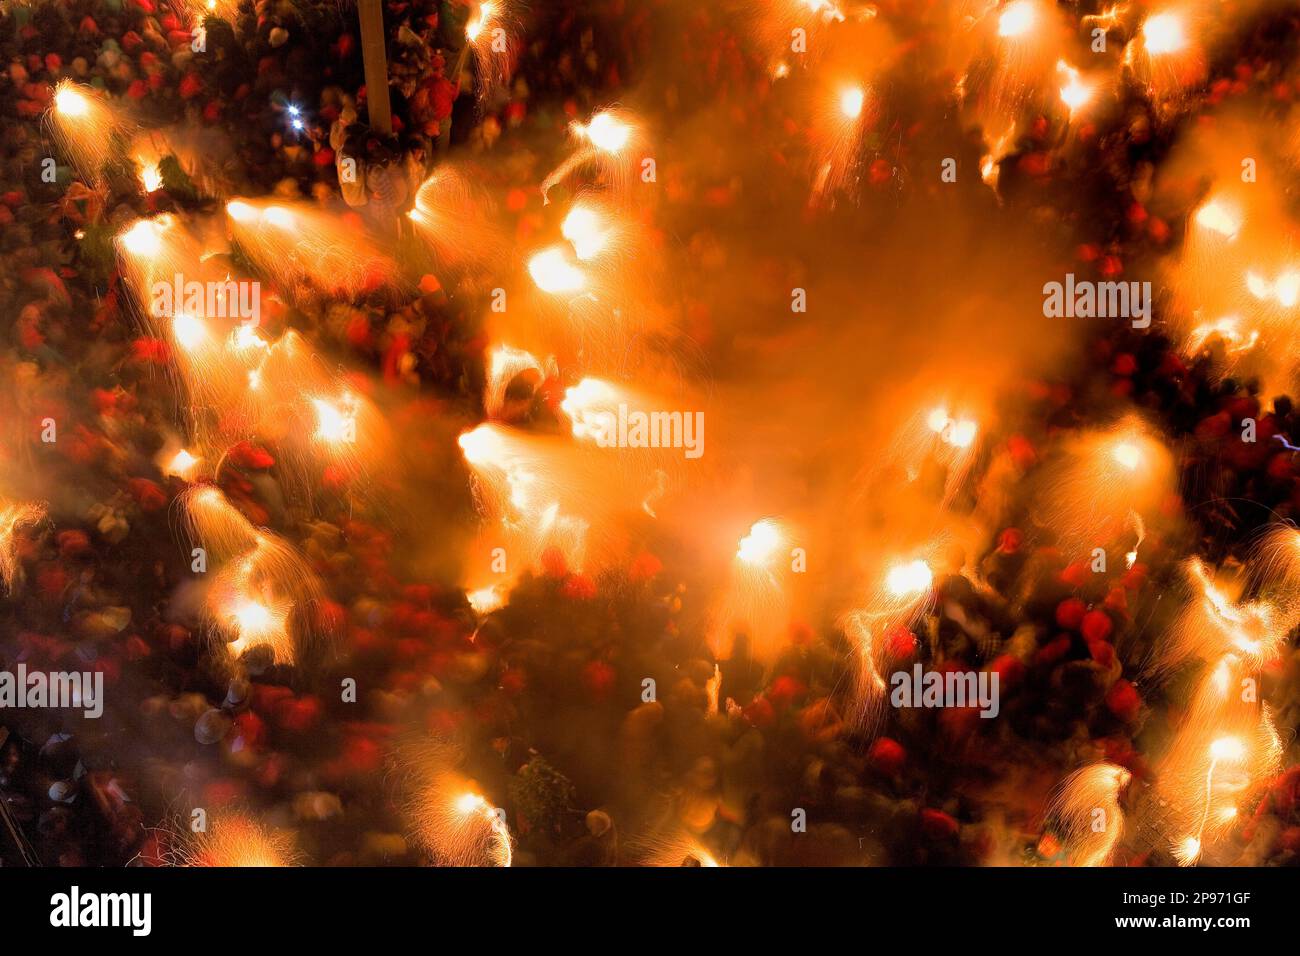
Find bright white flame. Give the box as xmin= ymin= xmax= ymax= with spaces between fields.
xmin=1209 ymin=736 xmax=1245 ymax=762
xmin=737 ymin=520 xmax=782 ymax=566
xmin=312 ymin=396 xmax=357 ymax=444
xmin=262 ymin=206 xmax=296 ymax=230
xmin=172 ymin=313 xmax=209 ymax=352
xmin=120 ymin=219 xmax=165 ymax=258
xmin=1057 ymin=62 xmax=1093 ymax=114
xmin=1175 ymin=836 xmax=1201 ymax=865
xmin=467 ymin=585 xmax=506 ymax=614
xmin=839 ymin=86 xmax=866 ymax=120
xmin=562 ymin=206 xmax=609 ymax=261
xmin=1144 ymin=12 xmax=1187 ymax=56
xmin=886 ymin=559 xmax=933 ymax=597
xmin=583 ymin=112 xmax=631 ymax=153
xmin=927 ymin=408 xmax=977 ymax=448
xmin=140 ymin=163 xmax=163 ymax=193
xmin=459 ymin=426 xmax=507 ymax=467
xmin=166 ymin=449 xmax=200 ymax=479
xmin=226 ymin=200 xmax=259 ymax=224
xmin=947 ymin=419 xmax=978 ymax=449
xmin=528 ymin=247 xmax=586 ymax=294
xmin=998 ymin=1 xmax=1036 ymax=38
xmin=1195 ymin=200 xmax=1241 ymax=239
xmin=466 ymin=1 xmax=495 ymax=41
xmin=1112 ymin=442 xmax=1141 ymax=471
xmin=231 ymin=599 xmax=275 ymax=635
xmin=54 ymin=85 xmax=91 ymax=117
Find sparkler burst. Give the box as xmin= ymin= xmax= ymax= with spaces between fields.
xmin=164 ymin=813 xmax=300 ymax=867
xmin=46 ymin=79 xmax=130 ymax=182
xmin=1046 ymin=764 xmax=1131 ymax=867
xmin=0 ymin=497 xmax=44 ymax=590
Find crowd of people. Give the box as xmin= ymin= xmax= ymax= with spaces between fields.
xmin=1 ymin=0 xmax=1299 ymax=868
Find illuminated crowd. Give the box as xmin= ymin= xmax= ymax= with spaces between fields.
xmin=2 ymin=0 xmax=1300 ymax=868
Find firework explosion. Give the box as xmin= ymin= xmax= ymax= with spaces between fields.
xmin=3 ymin=0 xmax=1300 ymax=907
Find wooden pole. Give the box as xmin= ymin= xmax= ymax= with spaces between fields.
xmin=357 ymin=0 xmax=392 ymax=135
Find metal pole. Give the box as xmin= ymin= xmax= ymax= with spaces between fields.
xmin=357 ymin=0 xmax=392 ymax=135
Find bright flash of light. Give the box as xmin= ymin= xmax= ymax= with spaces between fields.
xmin=210 ymin=547 xmax=303 ymax=664
xmin=528 ymin=246 xmax=586 ymax=294
xmin=544 ymin=108 xmax=644 ymax=200
xmin=226 ymin=200 xmax=259 ymax=224
xmin=164 ymin=449 xmax=201 ymax=480
xmin=562 ymin=204 xmax=611 ymax=261
xmin=54 ymin=85 xmax=90 ymax=117
xmin=172 ymin=312 xmax=209 ymax=352
xmin=454 ymin=792 xmax=514 ymax=867
xmin=885 ymin=559 xmax=933 ymax=598
xmin=312 ymin=394 xmax=359 ymax=445
xmin=1174 ymin=836 xmax=1202 ymax=866
xmin=467 ymin=584 xmax=507 ymax=615
xmin=262 ymin=205 xmax=296 ymax=230
xmin=120 ymin=218 xmax=166 ymax=259
xmin=466 ymin=0 xmax=495 ymax=41
xmin=459 ymin=424 xmax=511 ymax=468
xmin=1159 ymin=650 xmax=1283 ymax=865
xmin=560 ymin=377 xmax=621 ymax=442
xmin=926 ymin=407 xmax=978 ymax=449
xmin=800 ymin=0 xmax=844 ymax=21
xmin=48 ymin=80 xmax=126 ymax=182
xmin=1245 ymin=269 xmax=1300 ymax=309
xmin=998 ymin=1 xmax=1037 ymax=38
xmin=579 ymin=111 xmax=632 ymax=153
xmin=737 ymin=519 xmax=783 ymax=567
xmin=140 ymin=162 xmax=163 ymax=193
xmin=1057 ymin=61 xmax=1093 ymax=115
xmin=229 ymin=597 xmax=282 ymax=639
xmin=839 ymin=85 xmax=866 ymax=120
xmin=1111 ymin=441 xmax=1141 ymax=471
xmin=1144 ymin=12 xmax=1187 ymax=56
xmin=1209 ymin=736 xmax=1245 ymax=762
xmin=712 ymin=514 xmax=793 ymax=662
xmin=1195 ymin=199 xmax=1242 ymax=240
xmin=458 ymin=0 xmax=517 ymax=100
